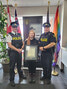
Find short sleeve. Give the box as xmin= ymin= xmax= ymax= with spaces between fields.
xmin=6 ymin=34 xmax=12 ymax=42
xmin=49 ymin=33 xmax=56 ymax=43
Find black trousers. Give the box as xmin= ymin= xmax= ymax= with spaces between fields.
xmin=41 ymin=52 xmax=53 ymax=80
xmin=28 ymin=61 xmax=36 ymax=75
xmin=9 ymin=51 xmax=23 ymax=81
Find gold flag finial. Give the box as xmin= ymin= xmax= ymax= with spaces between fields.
xmin=48 ymin=1 xmax=50 ymax=6
xmin=6 ymin=0 xmax=8 ymax=5
xmin=15 ymin=3 xmax=17 ymax=7
xmin=58 ymin=0 xmax=60 ymax=6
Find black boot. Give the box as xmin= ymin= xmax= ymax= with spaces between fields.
xmin=10 ymin=81 xmax=15 ymax=87
xmin=21 ymin=74 xmax=27 ymax=79
xmin=40 ymin=76 xmax=46 ymax=80
xmin=19 ymin=74 xmax=27 ymax=81
xmin=29 ymin=74 xmax=35 ymax=83
xmin=29 ymin=77 xmax=35 ymax=83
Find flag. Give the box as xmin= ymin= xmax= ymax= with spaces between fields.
xmin=52 ymin=6 xmax=61 ymax=66
xmin=7 ymin=6 xmax=12 ymax=34
xmin=15 ymin=9 xmax=21 ymax=33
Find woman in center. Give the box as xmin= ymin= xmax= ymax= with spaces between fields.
xmin=25 ymin=28 xmax=38 ymax=83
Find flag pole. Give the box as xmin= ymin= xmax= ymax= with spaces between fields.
xmin=14 ymin=3 xmax=18 ymax=74
xmin=15 ymin=3 xmax=17 ymax=20
xmin=47 ymin=1 xmax=50 ymax=23
xmin=52 ymin=0 xmax=60 ymax=76
xmin=6 ymin=0 xmax=8 ymax=34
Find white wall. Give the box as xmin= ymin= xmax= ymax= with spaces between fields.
xmin=61 ymin=0 xmax=67 ymax=68
xmin=9 ymin=6 xmax=58 ymax=16
xmin=62 ymin=0 xmax=67 ymax=47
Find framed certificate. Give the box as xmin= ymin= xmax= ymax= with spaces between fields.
xmin=24 ymin=45 xmax=38 ymax=60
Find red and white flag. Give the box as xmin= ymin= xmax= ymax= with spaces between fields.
xmin=7 ymin=6 xmax=12 ymax=34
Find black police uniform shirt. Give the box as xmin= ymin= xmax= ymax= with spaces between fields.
xmin=25 ymin=38 xmax=38 ymax=45
xmin=39 ymin=32 xmax=56 ymax=53
xmin=6 ymin=31 xmax=23 ymax=50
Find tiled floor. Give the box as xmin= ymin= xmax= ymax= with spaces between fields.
xmin=0 ymin=66 xmax=67 ymax=89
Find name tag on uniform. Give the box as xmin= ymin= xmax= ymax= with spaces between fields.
xmin=40 ymin=38 xmax=47 ymax=42
xmin=12 ymin=37 xmax=22 ymax=40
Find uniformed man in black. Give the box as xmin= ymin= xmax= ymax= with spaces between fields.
xmin=39 ymin=22 xmax=56 ymax=84
xmin=6 ymin=21 xmax=26 ymax=87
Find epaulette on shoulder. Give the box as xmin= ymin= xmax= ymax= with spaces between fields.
xmin=52 ymin=32 xmax=54 ymax=35
xmin=49 ymin=32 xmax=54 ymax=35
xmin=50 ymin=32 xmax=55 ymax=37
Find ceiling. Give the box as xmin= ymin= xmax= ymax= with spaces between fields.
xmin=0 ymin=0 xmax=64 ymax=7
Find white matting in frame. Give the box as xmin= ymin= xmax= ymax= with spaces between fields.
xmin=25 ymin=45 xmax=38 ymax=60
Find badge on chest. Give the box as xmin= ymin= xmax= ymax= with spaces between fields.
xmin=40 ymin=38 xmax=48 ymax=42
xmin=12 ymin=37 xmax=22 ymax=40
